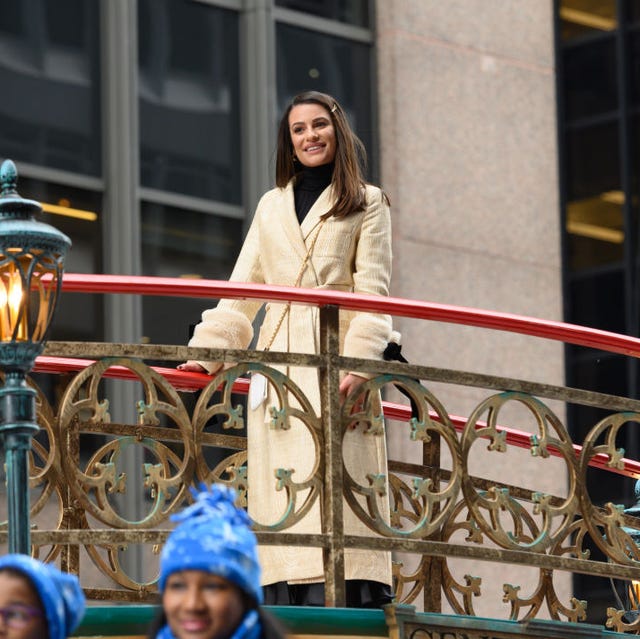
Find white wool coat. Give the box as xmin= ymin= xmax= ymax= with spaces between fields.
xmin=189 ymin=180 xmax=393 ymax=586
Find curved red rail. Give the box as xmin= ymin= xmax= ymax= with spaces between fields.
xmin=45 ymin=274 xmax=640 ymax=478
xmin=60 ymin=274 xmax=640 ymax=358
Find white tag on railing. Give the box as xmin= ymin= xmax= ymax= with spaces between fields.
xmin=249 ymin=373 xmax=268 ymax=410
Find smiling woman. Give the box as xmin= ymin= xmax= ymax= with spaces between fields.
xmin=289 ymin=103 xmax=337 ymax=168
xmin=147 ymin=484 xmax=287 ymax=639
xmin=179 ymin=91 xmax=395 ymax=608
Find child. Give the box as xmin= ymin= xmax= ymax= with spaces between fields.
xmin=149 ymin=483 xmax=286 ymax=639
xmin=0 ymin=554 xmax=85 ymax=639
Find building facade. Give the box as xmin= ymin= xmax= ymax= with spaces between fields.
xmin=0 ymin=0 xmax=638 ymax=624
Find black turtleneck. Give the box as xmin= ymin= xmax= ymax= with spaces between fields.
xmin=293 ymin=163 xmax=334 ymax=224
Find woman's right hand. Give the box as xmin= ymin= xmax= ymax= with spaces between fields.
xmin=177 ymin=361 xmax=208 ymax=373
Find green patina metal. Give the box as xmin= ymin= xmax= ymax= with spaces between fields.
xmin=70 ymin=604 xmax=631 ymax=638
xmin=0 ymin=159 xmax=70 ymax=554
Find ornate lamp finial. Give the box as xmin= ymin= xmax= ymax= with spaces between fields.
xmin=0 ymin=160 xmax=18 ymax=198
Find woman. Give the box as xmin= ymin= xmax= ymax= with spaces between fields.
xmin=179 ymin=91 xmax=393 ymax=607
xmin=0 ymin=554 xmax=85 ymax=639
xmin=148 ymin=483 xmax=285 ymax=639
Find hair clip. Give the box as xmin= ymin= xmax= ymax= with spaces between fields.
xmin=331 ymin=103 xmax=338 ymax=113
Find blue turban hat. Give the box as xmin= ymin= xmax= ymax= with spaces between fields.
xmin=0 ymin=554 xmax=85 ymax=639
xmin=159 ymin=483 xmax=262 ymax=605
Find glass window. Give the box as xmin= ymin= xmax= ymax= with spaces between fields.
xmin=563 ymin=38 xmax=618 ymax=120
xmin=138 ymin=0 xmax=241 ymax=204
xmin=0 ymin=0 xmax=101 ymax=175
xmin=17 ymin=177 xmax=103 ymax=341
xmin=140 ymin=202 xmax=243 ymax=345
xmin=633 ymin=113 xmax=640 ymax=207
xmin=559 ymin=0 xmax=617 ymax=42
xmin=569 ymin=270 xmax=626 ymax=333
xmin=631 ymin=31 xmax=640 ymax=106
xmin=566 ymin=122 xmax=620 ymax=201
xmin=275 ymin=0 xmax=369 ymax=27
xmin=276 ymin=23 xmax=374 ymax=177
xmin=566 ymin=200 xmax=624 ymax=271
xmin=565 ymin=122 xmax=623 ymax=271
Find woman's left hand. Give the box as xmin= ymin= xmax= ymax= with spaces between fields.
xmin=339 ymin=373 xmax=368 ymax=406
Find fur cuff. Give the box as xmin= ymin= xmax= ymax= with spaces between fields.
xmin=342 ymin=313 xmax=392 ymax=360
xmin=188 ymin=308 xmax=254 ymax=374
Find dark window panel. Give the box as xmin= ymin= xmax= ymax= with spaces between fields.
xmin=46 ymin=0 xmax=86 ymax=48
xmin=0 ymin=0 xmax=101 ymax=175
xmin=566 ymin=191 xmax=624 ymax=271
xmin=567 ymin=230 xmax=624 ymax=271
xmin=563 ymin=37 xmax=618 ymax=120
xmin=631 ymin=30 xmax=640 ymax=106
xmin=569 ymin=270 xmax=626 ymax=333
xmin=276 ymin=23 xmax=375 ymax=179
xmin=566 ymin=122 xmax=620 ymax=200
xmin=138 ymin=0 xmax=241 ymax=203
xmin=275 ymin=0 xmax=369 ymax=27
xmin=140 ymin=202 xmax=243 ymax=345
xmin=559 ymin=0 xmax=617 ymax=42
xmin=566 ymin=401 xmax=611 ymax=441
xmin=628 ymin=0 xmax=640 ymax=24
xmin=0 ymin=0 xmax=22 ymax=35
xmin=633 ymin=114 xmax=640 ymax=204
xmin=569 ymin=349 xmax=628 ymax=394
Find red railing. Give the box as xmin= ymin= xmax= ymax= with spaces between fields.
xmin=37 ymin=273 xmax=640 ymax=480
xmin=59 ymin=273 xmax=640 ymax=357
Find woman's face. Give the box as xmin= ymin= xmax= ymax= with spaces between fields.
xmin=162 ymin=571 xmax=246 ymax=639
xmin=289 ymin=102 xmax=336 ymax=168
xmin=0 ymin=572 xmax=47 ymax=639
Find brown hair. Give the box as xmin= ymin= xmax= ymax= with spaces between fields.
xmin=275 ymin=91 xmax=367 ymax=219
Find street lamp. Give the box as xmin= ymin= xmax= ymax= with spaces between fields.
xmin=0 ymin=159 xmax=71 ymax=554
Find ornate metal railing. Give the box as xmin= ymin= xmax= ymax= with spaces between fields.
xmin=3 ymin=273 xmax=640 ymax=635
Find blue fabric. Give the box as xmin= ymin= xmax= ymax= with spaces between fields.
xmin=156 ymin=608 xmax=262 ymax=639
xmin=159 ymin=483 xmax=263 ymax=605
xmin=0 ymin=554 xmax=85 ymax=639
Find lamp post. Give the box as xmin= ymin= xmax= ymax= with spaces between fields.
xmin=0 ymin=159 xmax=70 ymax=554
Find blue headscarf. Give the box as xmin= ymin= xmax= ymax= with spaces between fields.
xmin=159 ymin=483 xmax=262 ymax=605
xmin=0 ymin=554 xmax=85 ymax=639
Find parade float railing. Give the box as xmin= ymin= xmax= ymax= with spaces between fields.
xmin=4 ymin=273 xmax=640 ymax=637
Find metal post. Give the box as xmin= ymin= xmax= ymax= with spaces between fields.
xmin=0 ymin=371 xmax=39 ymax=553
xmin=0 ymin=159 xmax=70 ymax=555
xmin=318 ymin=304 xmax=346 ymax=606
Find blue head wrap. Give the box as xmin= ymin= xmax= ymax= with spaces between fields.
xmin=159 ymin=483 xmax=262 ymax=605
xmin=0 ymin=554 xmax=85 ymax=639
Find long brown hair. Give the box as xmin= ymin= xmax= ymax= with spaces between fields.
xmin=275 ymin=91 xmax=367 ymax=219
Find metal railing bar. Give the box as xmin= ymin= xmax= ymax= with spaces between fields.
xmin=58 ymin=273 xmax=640 ymax=359
xmin=32 ymin=354 xmax=640 ymax=479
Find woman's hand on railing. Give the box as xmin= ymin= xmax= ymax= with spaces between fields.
xmin=339 ymin=372 xmax=367 ymax=408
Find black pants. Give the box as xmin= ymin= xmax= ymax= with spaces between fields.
xmin=263 ymin=580 xmax=393 ymax=608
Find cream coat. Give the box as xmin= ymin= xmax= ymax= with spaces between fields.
xmin=189 ymin=180 xmax=393 ymax=586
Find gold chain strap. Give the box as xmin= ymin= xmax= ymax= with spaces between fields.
xmin=263 ymin=220 xmax=325 ymax=351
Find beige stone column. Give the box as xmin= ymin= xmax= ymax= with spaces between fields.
xmin=376 ymin=0 xmax=568 ymax=617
